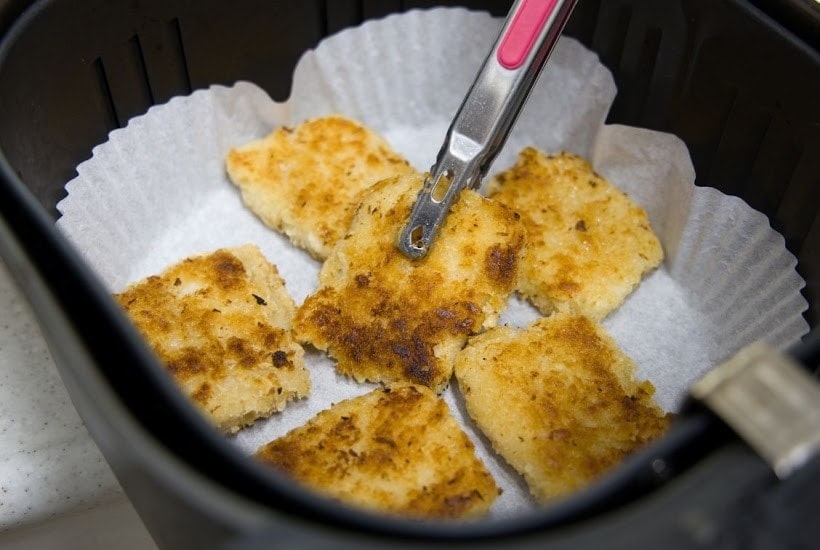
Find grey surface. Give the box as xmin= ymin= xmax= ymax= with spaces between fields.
xmin=0 ymin=256 xmax=123 ymax=530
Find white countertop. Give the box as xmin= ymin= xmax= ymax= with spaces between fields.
xmin=0 ymin=257 xmax=155 ymax=547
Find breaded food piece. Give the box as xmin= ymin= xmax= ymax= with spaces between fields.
xmin=487 ymin=148 xmax=663 ymax=320
xmin=293 ymin=172 xmax=526 ymax=393
xmin=255 ymin=384 xmax=499 ymax=519
xmin=225 ymin=115 xmax=415 ymax=260
xmin=454 ymin=313 xmax=669 ymax=503
xmin=114 ymin=245 xmax=309 ymax=433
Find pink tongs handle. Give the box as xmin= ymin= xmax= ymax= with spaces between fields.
xmin=498 ymin=0 xmax=561 ymax=69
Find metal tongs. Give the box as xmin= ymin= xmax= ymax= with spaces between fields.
xmin=398 ymin=0 xmax=578 ymax=259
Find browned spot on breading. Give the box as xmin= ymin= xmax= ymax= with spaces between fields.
xmin=192 ymin=382 xmax=212 ymax=405
xmin=226 ymin=336 xmax=257 ymax=368
xmin=484 ymin=242 xmax=521 ymax=286
xmin=557 ymin=279 xmax=581 ymax=293
xmin=304 ymin=297 xmax=480 ymax=389
xmin=272 ymin=350 xmax=291 ymax=368
xmin=212 ymin=251 xmax=246 ymax=289
xmin=167 ymin=347 xmax=214 ymax=378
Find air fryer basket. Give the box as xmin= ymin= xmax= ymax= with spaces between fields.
xmin=0 ymin=0 xmax=818 ymax=548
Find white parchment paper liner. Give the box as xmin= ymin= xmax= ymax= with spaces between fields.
xmin=56 ymin=8 xmax=808 ymax=519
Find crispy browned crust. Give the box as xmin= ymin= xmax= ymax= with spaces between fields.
xmin=454 ymin=313 xmax=669 ymax=503
xmin=255 ymin=384 xmax=499 ymax=519
xmin=293 ymin=172 xmax=527 ymax=393
xmin=114 ymin=245 xmax=310 ymax=433
xmin=487 ymin=149 xmax=663 ymax=320
xmin=225 ymin=115 xmax=415 ymax=260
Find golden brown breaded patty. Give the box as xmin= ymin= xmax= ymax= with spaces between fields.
xmin=487 ymin=148 xmax=663 ymax=320
xmin=454 ymin=313 xmax=669 ymax=503
xmin=255 ymin=384 xmax=499 ymax=519
xmin=293 ymin=172 xmax=526 ymax=393
xmin=225 ymin=115 xmax=415 ymax=260
xmin=114 ymin=245 xmax=310 ymax=433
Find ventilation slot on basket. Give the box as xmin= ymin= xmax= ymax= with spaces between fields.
xmin=92 ymin=17 xmax=191 ymax=130
xmin=138 ymin=17 xmax=192 ymax=104
xmin=775 ymin=143 xmax=820 ymax=255
xmin=93 ymin=57 xmax=121 ymax=132
xmin=743 ymin=114 xmax=802 ymax=219
xmin=708 ymin=89 xmax=773 ymax=196
xmin=616 ymin=26 xmax=662 ymax=125
xmin=588 ymin=0 xmax=687 ymax=131
xmin=591 ymin=3 xmax=632 ymax=77
xmin=323 ymin=0 xmax=364 ymax=35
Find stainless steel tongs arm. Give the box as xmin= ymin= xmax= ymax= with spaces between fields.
xmin=398 ymin=0 xmax=578 ymax=259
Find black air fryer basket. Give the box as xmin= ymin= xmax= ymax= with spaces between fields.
xmin=1 ymin=1 xmax=818 ymax=548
